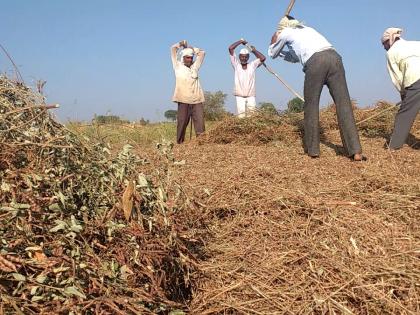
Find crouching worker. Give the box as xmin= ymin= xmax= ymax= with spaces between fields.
xmin=171 ymin=40 xmax=206 ymax=144
xmin=381 ymin=28 xmax=420 ymax=149
xmin=268 ymin=15 xmax=365 ymax=161
xmin=229 ymin=39 xmax=266 ymax=118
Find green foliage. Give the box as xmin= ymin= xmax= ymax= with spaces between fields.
xmin=164 ymin=109 xmax=178 ymax=121
xmin=93 ymin=114 xmax=129 ymax=124
xmin=287 ymin=97 xmax=305 ymax=113
xmin=69 ymin=121 xmax=218 ymax=148
xmin=258 ymin=102 xmax=278 ymax=116
xmin=0 ymin=76 xmax=198 ymax=313
xmin=137 ymin=117 xmax=150 ymax=125
xmin=204 ymin=91 xmax=227 ymax=121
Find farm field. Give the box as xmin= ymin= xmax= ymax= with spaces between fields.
xmin=1 ymin=77 xmax=419 ymax=314
xmin=1 ymin=1 xmax=419 ymax=314
xmin=73 ymin=109 xmax=420 ymax=314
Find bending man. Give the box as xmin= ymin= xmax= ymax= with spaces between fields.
xmin=171 ymin=40 xmax=206 ymax=144
xmin=381 ymin=28 xmax=420 ymax=149
xmin=268 ymin=16 xmax=364 ymax=161
xmin=229 ymin=39 xmax=266 ymax=118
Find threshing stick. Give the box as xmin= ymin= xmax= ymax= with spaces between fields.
xmin=356 ymin=103 xmax=400 ymax=126
xmin=242 ymin=41 xmax=305 ymax=101
xmin=284 ymin=0 xmax=297 ymax=16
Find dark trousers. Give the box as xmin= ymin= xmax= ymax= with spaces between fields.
xmin=303 ymin=49 xmax=362 ymax=156
xmin=389 ymin=79 xmax=420 ymax=149
xmin=177 ymin=103 xmax=205 ymax=144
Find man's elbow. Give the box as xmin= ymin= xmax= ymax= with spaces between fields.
xmin=197 ymin=50 xmax=206 ymax=59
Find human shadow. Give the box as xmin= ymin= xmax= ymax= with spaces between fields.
xmin=293 ymin=118 xmax=349 ymax=157
xmin=383 ymin=133 xmax=420 ymax=150
xmin=292 ymin=116 xmax=419 ymax=155
xmin=406 ymin=134 xmax=420 ymax=149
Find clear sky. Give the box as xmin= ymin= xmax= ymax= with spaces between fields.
xmin=0 ymin=0 xmax=418 ymax=122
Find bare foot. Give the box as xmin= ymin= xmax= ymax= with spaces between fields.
xmin=352 ymin=153 xmax=367 ymax=161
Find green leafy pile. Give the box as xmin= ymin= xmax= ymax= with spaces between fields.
xmin=0 ymin=77 xmax=196 ymax=314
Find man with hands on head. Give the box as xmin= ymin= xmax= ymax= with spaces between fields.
xmin=170 ymin=40 xmax=206 ymax=144
xmin=229 ymin=39 xmax=266 ymax=118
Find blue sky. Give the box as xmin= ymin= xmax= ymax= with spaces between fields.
xmin=0 ymin=0 xmax=418 ymax=121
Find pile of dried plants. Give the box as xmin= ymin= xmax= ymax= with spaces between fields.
xmin=0 ymin=76 xmax=200 ymax=314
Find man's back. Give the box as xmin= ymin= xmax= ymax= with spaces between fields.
xmin=387 ymin=39 xmax=420 ymax=90
xmin=269 ymin=26 xmax=333 ymax=65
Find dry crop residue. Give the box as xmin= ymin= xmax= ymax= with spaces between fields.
xmin=168 ymin=127 xmax=419 ymax=314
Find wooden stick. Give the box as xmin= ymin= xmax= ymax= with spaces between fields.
xmin=284 ymin=0 xmax=297 ymax=16
xmin=263 ymin=63 xmax=305 ymax=101
xmin=243 ymin=42 xmax=304 ymax=101
xmin=3 ymin=104 xmax=60 ymax=116
xmin=189 ymin=115 xmax=193 ymax=140
xmin=356 ymin=103 xmax=400 ymax=126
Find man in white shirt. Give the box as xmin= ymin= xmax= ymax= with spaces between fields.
xmin=171 ymin=40 xmax=206 ymax=144
xmin=268 ymin=16 xmax=364 ymax=161
xmin=382 ymin=28 xmax=420 ymax=149
xmin=229 ymin=39 xmax=266 ymax=118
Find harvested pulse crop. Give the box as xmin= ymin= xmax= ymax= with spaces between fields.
xmin=0 ymin=76 xmax=201 ymax=314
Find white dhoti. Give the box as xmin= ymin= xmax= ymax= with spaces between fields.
xmin=236 ymin=96 xmax=256 ymax=118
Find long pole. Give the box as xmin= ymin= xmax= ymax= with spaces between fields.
xmin=243 ymin=42 xmax=304 ymax=101
xmin=189 ymin=117 xmax=193 ymax=140
xmin=263 ymin=63 xmax=304 ymax=101
xmin=356 ymin=103 xmax=400 ymax=126
xmin=235 ymin=1 xmax=303 ymax=101
xmin=284 ymin=0 xmax=296 ymax=16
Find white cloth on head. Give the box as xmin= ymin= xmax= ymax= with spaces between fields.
xmin=386 ymin=39 xmax=420 ymax=91
xmin=268 ymin=26 xmax=333 ymax=66
xmin=236 ymin=96 xmax=256 ymax=118
xmin=230 ymin=54 xmax=262 ymax=97
xmin=181 ymin=48 xmax=194 ymax=57
xmin=239 ymin=48 xmax=250 ymax=55
xmin=277 ymin=16 xmax=303 ymax=32
xmin=382 ymin=28 xmax=403 ymax=46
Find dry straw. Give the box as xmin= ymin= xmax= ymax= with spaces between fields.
xmin=172 ymin=105 xmax=419 ymax=314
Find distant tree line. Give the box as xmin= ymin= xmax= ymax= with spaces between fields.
xmin=92 ymin=114 xmax=149 ymax=125
xmin=164 ymin=93 xmax=305 ymax=121
xmin=165 ymin=91 xmax=229 ymax=122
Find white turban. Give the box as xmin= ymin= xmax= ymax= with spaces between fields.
xmin=239 ymin=48 xmax=250 ymax=55
xmin=277 ymin=16 xmax=303 ymax=32
xmin=381 ymin=28 xmax=403 ymax=46
xmin=181 ymin=48 xmax=194 ymax=57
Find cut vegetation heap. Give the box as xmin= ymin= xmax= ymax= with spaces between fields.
xmin=200 ymin=102 xmax=420 ymax=147
xmin=0 ymin=76 xmax=201 ymax=314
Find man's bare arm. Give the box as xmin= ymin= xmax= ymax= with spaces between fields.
xmin=229 ymin=39 xmax=247 ymax=55
xmin=250 ymin=46 xmax=266 ymax=63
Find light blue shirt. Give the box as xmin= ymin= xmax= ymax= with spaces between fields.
xmin=268 ymin=26 xmax=333 ymax=66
